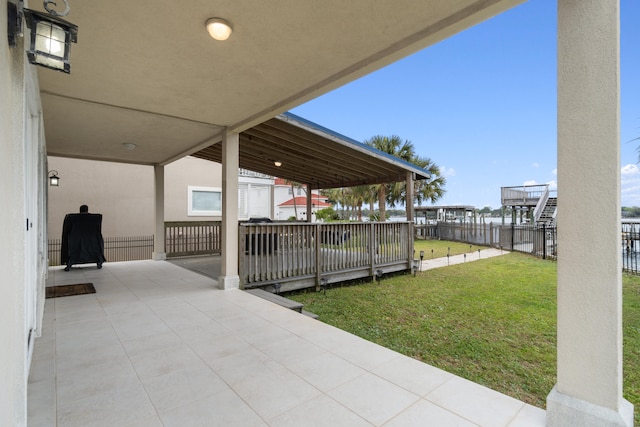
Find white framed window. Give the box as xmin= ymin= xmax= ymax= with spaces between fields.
xmin=188 ymin=186 xmax=222 ymax=216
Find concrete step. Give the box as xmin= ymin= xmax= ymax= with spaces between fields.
xmin=302 ymin=309 xmax=319 ymax=319
xmin=245 ymin=288 xmax=303 ymax=313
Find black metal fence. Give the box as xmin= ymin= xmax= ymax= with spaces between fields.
xmin=48 ymin=235 xmax=154 ymax=266
xmin=415 ymin=222 xmax=557 ymax=260
xmin=622 ymin=222 xmax=640 ymax=274
xmin=417 ymin=221 xmax=640 ymax=273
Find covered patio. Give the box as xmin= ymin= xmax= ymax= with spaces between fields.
xmin=29 ymin=261 xmax=544 ymax=426
xmin=2 ymin=0 xmax=633 ymax=425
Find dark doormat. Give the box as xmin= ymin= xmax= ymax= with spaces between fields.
xmin=46 ymin=283 xmax=96 ymax=299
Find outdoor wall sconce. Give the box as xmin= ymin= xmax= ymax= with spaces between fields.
xmin=206 ymin=17 xmax=233 ymax=41
xmin=48 ymin=170 xmax=60 ymax=186
xmin=24 ymin=1 xmax=78 ymax=74
xmin=7 ymin=0 xmax=78 ymax=74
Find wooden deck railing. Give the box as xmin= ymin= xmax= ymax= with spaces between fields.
xmin=239 ymin=222 xmax=412 ymax=291
xmin=165 ymin=221 xmax=221 ymax=257
xmin=501 ymin=184 xmax=549 ymax=206
xmin=48 ymin=222 xmax=413 ymax=290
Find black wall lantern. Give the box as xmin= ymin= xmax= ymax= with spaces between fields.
xmin=48 ymin=170 xmax=60 ymax=186
xmin=8 ymin=0 xmax=78 ymax=74
xmin=24 ymin=8 xmax=77 ymax=73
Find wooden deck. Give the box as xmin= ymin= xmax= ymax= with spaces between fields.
xmin=240 ymin=222 xmax=413 ymax=291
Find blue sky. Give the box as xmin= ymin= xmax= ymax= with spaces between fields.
xmin=291 ymin=0 xmax=640 ymax=209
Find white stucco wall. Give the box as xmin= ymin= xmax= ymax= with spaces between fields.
xmin=47 ymin=156 xmax=287 ymax=240
xmin=47 ymin=157 xmax=155 ymax=237
xmin=0 ymin=2 xmax=45 ymax=423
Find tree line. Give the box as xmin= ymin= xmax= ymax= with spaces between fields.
xmin=622 ymin=207 xmax=640 ymax=218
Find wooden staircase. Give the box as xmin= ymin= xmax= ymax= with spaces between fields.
xmin=537 ymin=197 xmax=557 ymax=226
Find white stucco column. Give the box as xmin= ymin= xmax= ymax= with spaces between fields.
xmin=547 ymin=1 xmax=633 ymax=425
xmin=219 ymin=131 xmax=240 ymax=289
xmin=152 ymin=164 xmax=166 ymax=260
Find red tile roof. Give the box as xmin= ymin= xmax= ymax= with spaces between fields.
xmin=279 ymin=196 xmax=331 ymax=207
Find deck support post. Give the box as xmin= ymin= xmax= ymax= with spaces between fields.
xmin=406 ymin=172 xmax=415 ymax=271
xmin=315 ymin=223 xmax=322 ymax=291
xmin=307 ymin=185 xmax=313 ymax=223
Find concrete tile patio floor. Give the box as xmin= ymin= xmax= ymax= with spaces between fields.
xmin=29 ymin=260 xmax=546 ymax=426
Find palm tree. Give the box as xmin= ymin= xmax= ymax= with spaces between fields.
xmin=413 ymin=155 xmax=446 ymax=204
xmin=364 ymin=135 xmax=445 ymax=219
xmin=349 ymin=185 xmax=374 ymax=221
xmin=364 ymin=135 xmax=416 ymax=221
xmin=283 ymin=179 xmax=306 ymax=219
xmin=388 ymin=156 xmax=446 ymax=207
xmin=323 ymin=188 xmax=347 ymax=219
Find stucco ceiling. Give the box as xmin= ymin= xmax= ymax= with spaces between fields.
xmin=36 ymin=0 xmax=524 ymax=176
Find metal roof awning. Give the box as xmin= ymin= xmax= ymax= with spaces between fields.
xmin=192 ymin=112 xmax=430 ymax=189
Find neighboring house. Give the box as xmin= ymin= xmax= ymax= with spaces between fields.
xmin=277 ymin=195 xmax=332 ymax=221
xmin=273 ymin=178 xmax=332 ymax=221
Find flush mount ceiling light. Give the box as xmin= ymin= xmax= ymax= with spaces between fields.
xmin=122 ymin=143 xmax=136 ymax=150
xmin=274 ymin=161 xmax=282 ymax=167
xmin=206 ymin=17 xmax=232 ymax=41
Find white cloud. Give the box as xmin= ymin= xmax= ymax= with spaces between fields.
xmin=546 ymin=180 xmax=557 ymax=191
xmin=522 ymin=179 xmax=556 ymax=191
xmin=440 ymin=166 xmax=456 ymax=177
xmin=551 ymin=168 xmax=557 ymax=176
xmin=621 ymin=164 xmax=640 ymax=206
xmin=532 ymin=162 xmax=539 ymax=168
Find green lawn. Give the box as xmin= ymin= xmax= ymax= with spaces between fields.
xmin=413 ymin=239 xmax=488 ymax=259
xmin=290 ymin=251 xmax=640 ymax=423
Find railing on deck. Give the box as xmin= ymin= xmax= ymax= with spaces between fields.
xmin=48 ymin=235 xmax=154 ymax=266
xmin=239 ymin=222 xmax=412 ymax=289
xmin=501 ymin=184 xmax=549 ymax=206
xmin=165 ymin=221 xmax=221 ymax=257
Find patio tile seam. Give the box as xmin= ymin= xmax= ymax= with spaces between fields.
xmin=265 ymin=390 xmax=374 ymax=426
xmin=178 ymin=319 xmax=380 ymax=423
xmin=422 ymin=376 xmax=530 ymax=427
